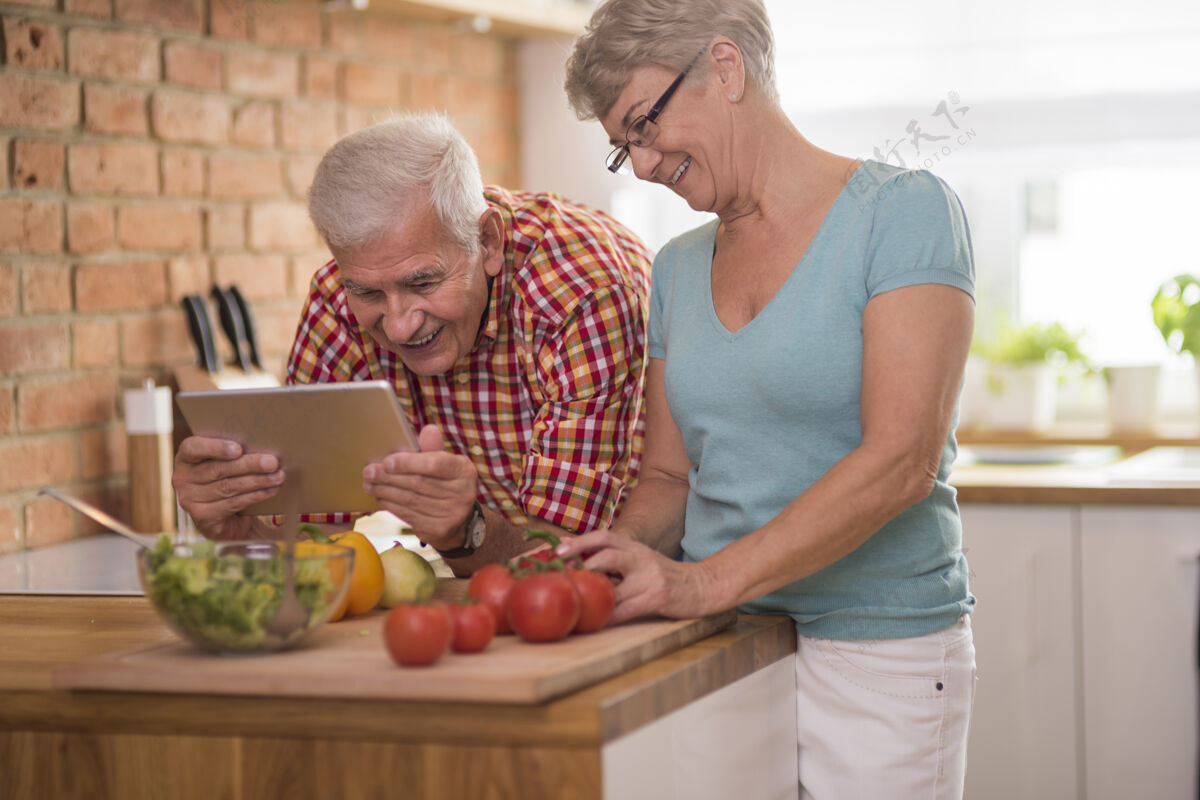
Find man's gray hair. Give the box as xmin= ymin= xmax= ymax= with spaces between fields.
xmin=564 ymin=0 xmax=778 ymax=121
xmin=307 ymin=114 xmax=488 ymax=254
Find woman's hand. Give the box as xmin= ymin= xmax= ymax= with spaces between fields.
xmin=555 ymin=530 xmax=724 ymax=624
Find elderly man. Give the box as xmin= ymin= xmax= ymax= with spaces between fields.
xmin=174 ymin=114 xmax=652 ymax=573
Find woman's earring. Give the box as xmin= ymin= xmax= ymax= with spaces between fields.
xmin=730 ymin=92 xmax=739 ymax=100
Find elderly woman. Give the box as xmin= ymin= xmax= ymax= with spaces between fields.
xmin=560 ymin=1 xmax=977 ymax=797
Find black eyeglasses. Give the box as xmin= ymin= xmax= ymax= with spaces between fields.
xmin=606 ymin=49 xmax=705 ymax=175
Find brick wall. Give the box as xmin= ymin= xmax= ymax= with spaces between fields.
xmin=0 ymin=0 xmax=521 ymax=552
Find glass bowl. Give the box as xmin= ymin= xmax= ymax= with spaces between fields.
xmin=136 ymin=538 xmax=354 ymax=654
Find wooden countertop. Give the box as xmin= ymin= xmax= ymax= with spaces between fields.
xmin=0 ymin=596 xmax=796 ymax=748
xmin=951 ymin=463 xmax=1200 ymax=505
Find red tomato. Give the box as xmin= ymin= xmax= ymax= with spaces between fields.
xmin=466 ymin=563 xmax=517 ymax=635
xmin=449 ymin=601 xmax=496 ymax=653
xmin=506 ymin=572 xmax=581 ymax=643
xmin=567 ymin=568 xmax=616 ymax=634
xmin=383 ymin=601 xmax=453 ymax=667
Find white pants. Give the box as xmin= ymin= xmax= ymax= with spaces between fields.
xmin=795 ymin=615 xmax=976 ymax=800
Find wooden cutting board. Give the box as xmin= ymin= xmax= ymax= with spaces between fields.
xmin=52 ymin=581 xmax=736 ymax=704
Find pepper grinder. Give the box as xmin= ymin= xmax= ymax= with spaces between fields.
xmin=125 ymin=379 xmax=175 ymax=533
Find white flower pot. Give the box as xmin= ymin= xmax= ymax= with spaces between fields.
xmin=1104 ymin=364 xmax=1161 ymax=432
xmin=963 ymin=361 xmax=1057 ymax=432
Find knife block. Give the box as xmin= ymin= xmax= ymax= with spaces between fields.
xmin=125 ymin=381 xmax=176 ymax=534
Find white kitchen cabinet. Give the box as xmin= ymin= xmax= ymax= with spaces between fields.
xmin=1080 ymin=507 xmax=1200 ymax=800
xmin=960 ymin=505 xmax=1082 ymax=800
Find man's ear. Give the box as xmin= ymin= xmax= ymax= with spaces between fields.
xmin=479 ymin=208 xmax=505 ymax=277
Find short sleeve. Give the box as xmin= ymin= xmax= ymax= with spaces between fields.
xmin=864 ymin=170 xmax=975 ymax=300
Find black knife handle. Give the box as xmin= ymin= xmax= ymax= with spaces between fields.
xmin=211 ymin=286 xmax=252 ymax=372
xmin=228 ymin=285 xmax=263 ymax=369
xmin=181 ymin=295 xmax=219 ymax=373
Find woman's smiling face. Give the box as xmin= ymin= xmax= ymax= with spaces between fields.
xmin=332 ymin=200 xmax=501 ymax=377
xmin=601 ymin=48 xmax=747 ymax=217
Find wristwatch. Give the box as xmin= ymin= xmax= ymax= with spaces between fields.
xmin=436 ymin=502 xmax=486 ymax=559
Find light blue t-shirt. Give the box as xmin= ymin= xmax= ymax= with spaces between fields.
xmin=648 ymin=160 xmax=976 ymax=640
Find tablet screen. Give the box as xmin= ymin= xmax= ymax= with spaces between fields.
xmin=176 ymin=381 xmax=418 ymax=516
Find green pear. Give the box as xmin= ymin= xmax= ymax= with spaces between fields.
xmin=379 ymin=544 xmax=437 ymax=607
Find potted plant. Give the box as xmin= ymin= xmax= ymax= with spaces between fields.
xmin=963 ymin=321 xmax=1092 ymax=431
xmin=1149 ymin=273 xmax=1200 ymax=423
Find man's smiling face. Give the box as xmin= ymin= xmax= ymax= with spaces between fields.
xmin=333 ymin=199 xmax=501 ymax=377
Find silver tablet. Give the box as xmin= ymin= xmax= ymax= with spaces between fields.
xmin=176 ymin=381 xmax=418 ymax=516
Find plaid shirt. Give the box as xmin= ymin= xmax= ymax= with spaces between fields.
xmin=287 ymin=186 xmax=652 ymax=532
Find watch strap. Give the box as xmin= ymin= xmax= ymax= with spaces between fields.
xmin=435 ymin=502 xmax=485 ymax=559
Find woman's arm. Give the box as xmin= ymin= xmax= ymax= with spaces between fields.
xmin=607 ymin=358 xmax=693 ymax=555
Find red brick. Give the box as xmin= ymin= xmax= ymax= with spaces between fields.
xmin=0 ymin=73 xmax=81 ymax=131
xmin=415 ymin=26 xmax=453 ymax=71
xmin=2 ymin=0 xmax=55 ymax=10
xmin=0 ymin=502 xmax=18 ymax=555
xmin=0 ymin=322 xmax=71 ymax=374
xmin=208 ymin=153 xmax=282 ymax=199
xmin=342 ymin=106 xmax=376 ymax=136
xmin=284 ymin=153 xmax=320 ymax=200
xmin=210 ymin=0 xmax=250 ymax=41
xmin=80 ymin=426 xmax=126 ymax=481
xmin=68 ymin=142 xmax=158 ymax=196
xmin=231 ymin=100 xmax=276 ymax=149
xmin=19 ymin=373 xmax=117 ymax=432
xmin=0 ymin=198 xmax=61 ymax=254
xmin=280 ymin=99 xmax=338 ymax=152
xmin=74 ymin=259 xmax=167 ymax=312
xmin=167 ymin=253 xmax=209 ymax=301
xmin=13 ymin=139 xmax=65 ymax=190
xmin=67 ymin=201 xmax=115 ymax=253
xmin=455 ymin=34 xmax=509 ymax=78
xmin=83 ymin=83 xmax=149 ymax=136
xmin=0 ymin=262 xmax=16 ymax=316
xmin=115 ymin=0 xmax=202 ymax=33
xmin=73 ymin=319 xmax=119 ymax=368
xmin=256 ymin=304 xmax=303 ymax=360
xmin=252 ymin=2 xmax=321 ymax=48
xmin=163 ymin=39 xmax=222 ymax=90
xmin=2 ymin=17 xmax=64 ymax=70
xmin=288 ymin=254 xmax=320 ymax=296
xmin=121 ymin=310 xmax=193 ymax=367
xmin=213 ymin=252 xmax=288 ymax=301
xmin=117 ymin=204 xmax=203 ymax=251
xmin=67 ymin=28 xmax=159 ymax=82
xmin=342 ymin=61 xmax=401 ymax=106
xmin=65 ymin=0 xmax=112 ymax=19
xmin=23 ymin=262 xmax=71 ymax=314
xmin=162 ymin=148 xmax=204 ymax=196
xmin=25 ymin=494 xmax=79 ymax=549
xmin=206 ymin=203 xmax=245 ymax=250
xmin=304 ymin=55 xmax=339 ymax=100
xmin=327 ymin=12 xmax=362 ymax=53
xmin=0 ymin=437 xmax=75 ymax=493
xmin=0 ymin=387 xmax=12 ymax=434
xmin=249 ymin=202 xmax=318 ymax=252
xmin=227 ymin=50 xmax=299 ymax=99
xmin=150 ymin=89 xmax=231 ymax=145
xmin=408 ymin=73 xmax=444 ymax=113
xmin=363 ymin=19 xmax=414 ymax=62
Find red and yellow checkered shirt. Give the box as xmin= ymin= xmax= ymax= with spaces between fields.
xmin=286 ymin=186 xmax=652 ymax=532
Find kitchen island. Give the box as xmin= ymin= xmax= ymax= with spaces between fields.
xmin=0 ymin=595 xmax=797 ymax=800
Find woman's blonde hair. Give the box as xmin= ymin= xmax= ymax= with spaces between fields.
xmin=307 ymin=113 xmax=487 ymax=254
xmin=564 ymin=0 xmax=778 ymax=121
